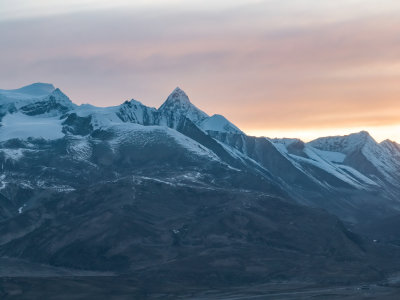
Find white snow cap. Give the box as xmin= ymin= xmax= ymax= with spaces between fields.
xmin=160 ymin=87 xmax=199 ymax=111
xmin=159 ymin=87 xmax=209 ymax=124
xmin=309 ymin=131 xmax=376 ymax=154
xmin=0 ymin=83 xmax=55 ymax=97
xmin=200 ymin=114 xmax=242 ymax=134
xmin=46 ymin=88 xmax=75 ymax=108
xmin=162 ymin=87 xmax=191 ymax=105
xmin=0 ymin=83 xmax=59 ymax=109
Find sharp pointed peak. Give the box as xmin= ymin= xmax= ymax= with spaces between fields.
xmin=168 ymin=86 xmax=190 ymax=102
xmin=158 ymin=86 xmax=209 ymax=123
xmin=51 ymin=87 xmax=63 ymax=94
xmin=49 ymin=87 xmax=68 ymax=98
xmin=46 ymin=87 xmax=75 ymax=107
xmin=159 ymin=86 xmax=192 ymax=110
xmin=173 ymin=86 xmax=183 ymax=92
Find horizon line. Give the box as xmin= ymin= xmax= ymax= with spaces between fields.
xmin=2 ymin=82 xmax=399 ymax=144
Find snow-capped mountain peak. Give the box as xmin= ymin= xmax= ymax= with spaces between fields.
xmin=381 ymin=139 xmax=400 ymax=149
xmin=169 ymin=87 xmax=189 ymax=101
xmin=309 ymin=131 xmax=376 ymax=154
xmin=0 ymin=82 xmax=55 ymax=98
xmin=158 ymin=87 xmax=208 ymax=127
xmin=307 ymin=131 xmax=400 ymax=186
xmin=0 ymin=83 xmax=57 ymax=111
xmin=160 ymin=87 xmax=199 ymax=111
xmin=0 ymin=83 xmax=64 ymax=117
xmin=18 ymin=88 xmax=76 ymax=117
xmin=381 ymin=140 xmax=400 ymax=159
xmin=123 ymin=99 xmax=147 ymax=107
xmin=117 ymin=99 xmax=157 ymax=125
xmin=48 ymin=88 xmax=75 ymax=107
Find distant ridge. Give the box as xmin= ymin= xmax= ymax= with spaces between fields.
xmin=0 ymin=83 xmax=55 ymax=97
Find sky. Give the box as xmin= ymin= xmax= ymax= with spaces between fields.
xmin=1 ymin=0 xmax=400 ymax=142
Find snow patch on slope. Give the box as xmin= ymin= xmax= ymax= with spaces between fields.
xmin=0 ymin=149 xmax=24 ymax=161
xmin=302 ymin=147 xmax=372 ymax=189
xmin=0 ymin=174 xmax=6 ymax=190
xmin=75 ymin=104 xmax=121 ymax=129
xmin=312 ymin=148 xmax=346 ymax=163
xmin=105 ymin=122 xmax=220 ymax=161
xmin=200 ymin=114 xmax=242 ymax=134
xmin=271 ymin=138 xmax=377 ymax=189
xmin=309 ymin=131 xmax=400 ymax=184
xmin=0 ymin=112 xmax=64 ymax=141
xmin=67 ymin=137 xmax=92 ymax=161
xmin=338 ymin=165 xmax=378 ymax=186
xmin=165 ymin=128 xmax=220 ymax=161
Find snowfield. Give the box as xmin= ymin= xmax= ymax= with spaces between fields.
xmin=0 ymin=112 xmax=65 ymax=141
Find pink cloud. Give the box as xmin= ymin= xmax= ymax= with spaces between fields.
xmin=1 ymin=2 xmax=399 ymax=140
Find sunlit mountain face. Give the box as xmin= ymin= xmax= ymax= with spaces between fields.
xmin=2 ymin=1 xmax=400 ymax=298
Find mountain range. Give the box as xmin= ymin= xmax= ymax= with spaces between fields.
xmin=1 ymin=83 xmax=400 ymax=297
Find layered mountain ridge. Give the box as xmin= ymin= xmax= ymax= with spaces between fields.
xmin=1 ymin=83 xmax=400 ymax=222
xmin=1 ymin=83 xmax=400 ymax=289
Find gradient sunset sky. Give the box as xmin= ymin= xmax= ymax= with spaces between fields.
xmin=1 ymin=0 xmax=399 ymax=142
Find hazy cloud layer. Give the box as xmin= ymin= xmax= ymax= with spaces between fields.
xmin=1 ymin=0 xmax=400 ymax=141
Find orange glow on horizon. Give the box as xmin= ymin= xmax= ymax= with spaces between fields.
xmin=1 ymin=0 xmax=400 ymax=143
xmin=245 ymin=124 xmax=400 ymax=143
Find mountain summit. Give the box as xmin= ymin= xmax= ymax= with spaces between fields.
xmin=158 ymin=87 xmax=209 ymax=127
xmin=160 ymin=87 xmax=191 ymax=108
xmin=309 ymin=131 xmax=376 ymax=154
xmin=0 ymin=82 xmax=55 ymax=97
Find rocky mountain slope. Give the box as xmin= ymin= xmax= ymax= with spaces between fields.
xmin=1 ymin=83 xmax=400 ymax=290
